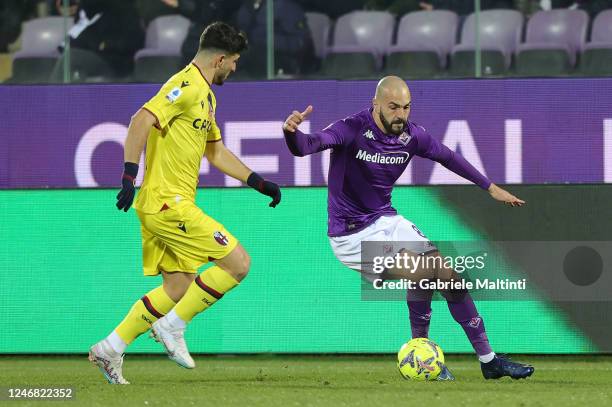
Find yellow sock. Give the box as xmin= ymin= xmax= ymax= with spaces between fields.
xmin=115 ymin=286 xmax=176 ymax=344
xmin=174 ymin=266 xmax=239 ymax=323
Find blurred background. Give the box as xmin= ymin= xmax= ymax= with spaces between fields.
xmin=2 ymin=0 xmax=612 ymax=83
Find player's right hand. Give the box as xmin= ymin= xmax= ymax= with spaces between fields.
xmin=116 ymin=162 xmax=138 ymax=212
xmin=283 ymin=105 xmax=313 ymax=133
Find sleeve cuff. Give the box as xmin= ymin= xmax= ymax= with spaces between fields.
xmin=141 ymin=106 xmax=162 ymax=130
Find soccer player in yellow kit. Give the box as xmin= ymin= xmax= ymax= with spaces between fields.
xmin=88 ymin=22 xmax=281 ymax=384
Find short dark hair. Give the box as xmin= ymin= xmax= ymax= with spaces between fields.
xmin=199 ymin=22 xmax=248 ymax=54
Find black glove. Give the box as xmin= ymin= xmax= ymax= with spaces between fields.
xmin=116 ymin=162 xmax=138 ymax=212
xmin=247 ymin=172 xmax=281 ymax=208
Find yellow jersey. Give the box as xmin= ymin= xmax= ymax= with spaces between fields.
xmin=134 ymin=63 xmax=221 ymax=214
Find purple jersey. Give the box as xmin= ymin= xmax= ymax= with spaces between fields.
xmin=284 ymin=108 xmax=491 ymax=237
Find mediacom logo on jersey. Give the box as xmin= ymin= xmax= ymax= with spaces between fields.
xmin=355 ymin=149 xmax=410 ymax=165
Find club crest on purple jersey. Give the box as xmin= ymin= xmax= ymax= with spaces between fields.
xmin=399 ymin=132 xmax=412 ymax=145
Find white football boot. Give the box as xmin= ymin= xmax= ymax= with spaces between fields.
xmin=150 ymin=317 xmax=195 ymax=369
xmin=88 ymin=339 xmax=130 ymax=384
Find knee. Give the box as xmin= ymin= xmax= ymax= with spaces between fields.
xmin=163 ymin=277 xmax=194 ymax=302
xmin=230 ymin=250 xmax=251 ymax=281
xmin=440 ymin=288 xmax=469 ymax=303
xmin=217 ymin=246 xmax=252 ymax=282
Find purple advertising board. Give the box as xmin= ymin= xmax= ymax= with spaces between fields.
xmin=1 ymin=79 xmax=611 ymax=188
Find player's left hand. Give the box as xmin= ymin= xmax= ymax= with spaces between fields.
xmin=261 ymin=180 xmax=281 ymax=208
xmin=488 ymin=183 xmax=525 ymax=207
xmin=247 ymin=172 xmax=282 ymax=208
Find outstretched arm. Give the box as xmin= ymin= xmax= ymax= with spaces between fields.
xmin=282 ymin=105 xmax=348 ymax=156
xmin=205 ymin=140 xmax=281 ymax=207
xmin=416 ymin=130 xmax=525 ymax=207
xmin=205 ymin=139 xmax=252 ymax=183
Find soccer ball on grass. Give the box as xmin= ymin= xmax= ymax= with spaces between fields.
xmin=397 ymin=338 xmax=445 ymax=381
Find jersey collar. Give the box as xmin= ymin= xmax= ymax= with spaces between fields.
xmin=191 ymin=62 xmax=212 ymax=87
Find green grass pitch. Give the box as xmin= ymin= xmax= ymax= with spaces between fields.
xmin=2 ymin=355 xmax=612 ymax=406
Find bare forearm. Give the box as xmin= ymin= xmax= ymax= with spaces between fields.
xmin=124 ymin=127 xmax=148 ymax=163
xmin=209 ymin=147 xmax=252 ymax=182
xmin=206 ymin=141 xmax=281 ymax=207
xmin=116 ymin=110 xmax=155 ymax=212
xmin=124 ymin=110 xmax=155 ymax=163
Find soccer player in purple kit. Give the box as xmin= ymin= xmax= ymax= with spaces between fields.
xmin=282 ymin=76 xmax=534 ymax=380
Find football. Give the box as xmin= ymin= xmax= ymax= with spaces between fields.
xmin=397 ymin=338 xmax=445 ymax=381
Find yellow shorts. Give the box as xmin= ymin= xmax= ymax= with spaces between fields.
xmin=136 ymin=201 xmax=238 ymax=276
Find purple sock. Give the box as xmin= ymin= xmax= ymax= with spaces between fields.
xmin=407 ymin=289 xmax=433 ymax=339
xmin=446 ymin=292 xmax=493 ymax=356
